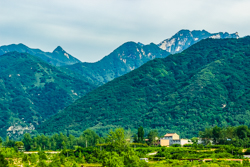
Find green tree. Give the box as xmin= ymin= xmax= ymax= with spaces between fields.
xmin=0 ymin=153 xmax=8 ymax=167
xmin=68 ymin=134 xmax=75 ymax=149
xmin=102 ymin=152 xmax=124 ymax=167
xmin=37 ymin=160 xmax=48 ymax=167
xmin=22 ymin=133 xmax=32 ymax=151
xmin=82 ymin=129 xmax=100 ymax=147
xmin=107 ymin=128 xmax=128 ymax=152
xmin=133 ymin=134 xmax=138 ymax=143
xmin=29 ymin=154 xmax=38 ymax=165
xmin=49 ymin=158 xmax=61 ymax=167
xmin=122 ymin=149 xmax=141 ymax=167
xmin=15 ymin=141 xmax=24 ymax=148
xmin=147 ymin=130 xmax=158 ymax=146
xmin=212 ymin=126 xmax=221 ymax=144
xmin=191 ymin=137 xmax=198 ymax=144
xmin=38 ymin=151 xmax=47 ymax=160
xmin=62 ymin=141 xmax=66 ymax=150
xmin=5 ymin=136 xmax=9 ymax=143
xmin=22 ymin=154 xmax=28 ymax=163
xmin=138 ymin=126 xmax=144 ymax=143
xmin=235 ymin=125 xmax=249 ymax=139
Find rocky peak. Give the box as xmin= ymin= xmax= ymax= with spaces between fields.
xmin=158 ymin=29 xmax=239 ymax=54
xmin=53 ymin=46 xmax=65 ymax=53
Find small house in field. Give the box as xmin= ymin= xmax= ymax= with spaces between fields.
xmin=163 ymin=133 xmax=179 ymax=140
xmin=160 ymin=133 xmax=191 ymax=147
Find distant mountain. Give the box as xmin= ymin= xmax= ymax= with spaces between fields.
xmin=37 ymin=37 xmax=250 ymax=138
xmin=158 ymin=30 xmax=239 ymax=54
xmin=64 ymin=42 xmax=170 ymax=84
xmin=0 ymin=44 xmax=81 ymax=66
xmin=0 ymin=52 xmax=97 ymax=138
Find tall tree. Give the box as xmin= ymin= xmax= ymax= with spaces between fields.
xmin=22 ymin=133 xmax=32 ymax=151
xmin=137 ymin=126 xmax=144 ymax=143
xmin=133 ymin=134 xmax=138 ymax=143
xmin=212 ymin=126 xmax=221 ymax=144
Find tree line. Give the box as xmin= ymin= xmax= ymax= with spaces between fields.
xmin=199 ymin=125 xmax=250 ymax=147
xmin=0 ymin=126 xmax=160 ymax=152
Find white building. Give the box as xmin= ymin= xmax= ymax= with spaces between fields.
xmin=160 ymin=133 xmax=191 ymax=146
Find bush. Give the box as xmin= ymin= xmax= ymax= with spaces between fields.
xmin=171 ymin=144 xmax=181 ymax=147
xmin=183 ymin=144 xmax=192 ymax=147
xmin=245 ymin=148 xmax=250 ymax=155
xmin=38 ymin=151 xmax=47 ymax=160
xmin=0 ymin=153 xmax=8 ymax=167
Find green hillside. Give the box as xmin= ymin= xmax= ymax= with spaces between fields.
xmin=0 ymin=52 xmax=97 ymax=138
xmin=38 ymin=37 xmax=250 ymax=138
xmin=64 ymin=42 xmax=170 ymax=84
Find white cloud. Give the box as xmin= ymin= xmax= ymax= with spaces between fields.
xmin=0 ymin=0 xmax=249 ymax=62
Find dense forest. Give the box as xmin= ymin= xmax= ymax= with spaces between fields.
xmin=38 ymin=37 xmax=250 ymax=138
xmin=0 ymin=52 xmax=98 ymax=138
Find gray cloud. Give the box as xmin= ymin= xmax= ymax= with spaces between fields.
xmin=0 ymin=0 xmax=249 ymax=62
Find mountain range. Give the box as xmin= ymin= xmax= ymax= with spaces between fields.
xmin=0 ymin=30 xmax=239 ymax=85
xmin=63 ymin=30 xmax=239 ymax=84
xmin=0 ymin=29 xmax=241 ymax=138
xmin=64 ymin=42 xmax=170 ymax=84
xmin=0 ymin=44 xmax=81 ymax=66
xmin=37 ymin=36 xmax=250 ymax=138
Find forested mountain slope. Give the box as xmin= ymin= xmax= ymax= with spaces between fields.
xmin=37 ymin=37 xmax=250 ymax=138
xmin=0 ymin=52 xmax=97 ymax=138
xmin=64 ymin=42 xmax=170 ymax=84
xmin=0 ymin=44 xmax=81 ymax=66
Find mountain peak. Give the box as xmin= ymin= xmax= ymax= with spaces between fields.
xmin=158 ymin=29 xmax=239 ymax=53
xmin=53 ymin=46 xmax=65 ymax=53
xmin=177 ymin=29 xmax=191 ymax=34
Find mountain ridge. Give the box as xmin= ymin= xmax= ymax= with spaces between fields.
xmin=158 ymin=29 xmax=239 ymax=54
xmin=37 ymin=37 xmax=250 ymax=138
xmin=64 ymin=41 xmax=170 ymax=84
xmin=0 ymin=43 xmax=81 ymax=66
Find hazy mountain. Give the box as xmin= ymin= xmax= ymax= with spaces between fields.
xmin=0 ymin=44 xmax=81 ymax=66
xmin=0 ymin=52 xmax=97 ymax=138
xmin=158 ymin=29 xmax=239 ymax=54
xmin=37 ymin=37 xmax=250 ymax=138
xmin=64 ymin=42 xmax=170 ymax=84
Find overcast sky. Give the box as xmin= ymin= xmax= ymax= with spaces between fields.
xmin=0 ymin=0 xmax=249 ymax=62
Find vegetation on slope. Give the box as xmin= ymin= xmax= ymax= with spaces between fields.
xmin=38 ymin=37 xmax=250 ymax=138
xmin=0 ymin=52 xmax=97 ymax=138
